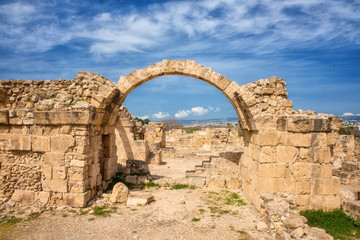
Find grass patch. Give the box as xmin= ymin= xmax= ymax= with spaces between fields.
xmin=300 ymin=209 xmax=360 ymax=240
xmin=199 ymin=209 xmax=206 ymax=214
xmin=192 ymin=217 xmax=201 ymax=222
xmin=92 ymin=206 xmax=112 ymax=217
xmin=143 ymin=181 xmax=161 ymax=189
xmin=79 ymin=210 xmax=89 ymax=215
xmin=27 ymin=212 xmax=41 ymax=220
xmin=171 ymin=184 xmax=188 ymax=190
xmin=0 ymin=216 xmax=22 ymax=226
xmin=62 ymin=214 xmax=68 ymax=218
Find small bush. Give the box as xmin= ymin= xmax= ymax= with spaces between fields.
xmin=300 ymin=209 xmax=360 ymax=240
xmin=339 ymin=128 xmax=352 ymax=135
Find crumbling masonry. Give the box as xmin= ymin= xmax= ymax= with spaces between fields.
xmin=0 ymin=60 xmax=341 ymax=209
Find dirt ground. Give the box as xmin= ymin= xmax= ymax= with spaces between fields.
xmin=0 ymin=158 xmax=273 ymax=240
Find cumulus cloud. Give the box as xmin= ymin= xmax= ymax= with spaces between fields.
xmin=175 ymin=110 xmax=191 ymax=118
xmin=153 ymin=112 xmax=169 ymax=119
xmin=175 ymin=106 xmax=220 ymax=118
xmin=191 ymin=106 xmax=209 ymax=116
xmin=137 ymin=115 xmax=149 ymax=120
xmin=343 ymin=112 xmax=355 ymax=116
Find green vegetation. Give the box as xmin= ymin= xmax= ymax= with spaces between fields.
xmin=191 ymin=217 xmax=201 ymax=222
xmin=184 ymin=127 xmax=199 ymax=134
xmin=143 ymin=181 xmax=161 ymax=189
xmin=0 ymin=216 xmax=22 ymax=226
xmin=171 ymin=184 xmax=189 ymax=190
xmin=238 ymin=131 xmax=243 ymax=137
xmin=134 ymin=117 xmax=150 ymax=125
xmin=223 ymin=191 xmax=247 ymax=206
xmin=105 ymin=172 xmax=135 ymax=191
xmin=199 ymin=208 xmax=206 ymax=214
xmin=300 ymin=209 xmax=360 ymax=240
xmin=92 ymin=206 xmax=113 ymax=217
xmin=339 ymin=127 xmax=352 ymax=135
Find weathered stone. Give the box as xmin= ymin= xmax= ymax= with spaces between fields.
xmin=126 ymin=193 xmax=154 ymax=206
xmin=109 ymin=182 xmax=129 ymax=203
xmin=188 ymin=177 xmax=206 ymax=187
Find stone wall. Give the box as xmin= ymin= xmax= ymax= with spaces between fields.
xmin=165 ymin=127 xmax=243 ymax=156
xmin=0 ymin=59 xmax=343 ymax=210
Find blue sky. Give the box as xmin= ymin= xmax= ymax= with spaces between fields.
xmin=0 ymin=0 xmax=359 ymax=120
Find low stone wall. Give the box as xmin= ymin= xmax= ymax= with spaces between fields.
xmin=166 ymin=127 xmax=243 ymax=156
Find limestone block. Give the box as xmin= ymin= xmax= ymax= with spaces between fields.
xmin=259 ymin=146 xmax=276 ymax=163
xmin=293 ymin=133 xmax=312 ymax=147
xmin=35 ymin=191 xmax=50 ymax=204
xmin=70 ymin=160 xmax=86 ymax=167
xmin=225 ymin=177 xmax=242 ymax=189
xmin=126 ymin=175 xmax=137 ymax=185
xmin=259 ymin=164 xmax=286 ymax=178
xmin=287 ymin=116 xmax=311 ymax=133
xmin=11 ymin=190 xmax=35 ymax=204
xmin=295 ymin=195 xmax=310 ymax=208
xmin=207 ymin=177 xmax=225 ymax=188
xmin=277 ymin=146 xmax=298 ymax=163
xmin=278 ymin=132 xmax=293 ymax=146
xmin=295 ymin=179 xmax=311 ymax=194
xmin=312 ymin=178 xmax=339 ymax=195
xmin=283 ymin=214 xmax=306 ymax=229
xmin=0 ymin=110 xmax=9 ymax=124
xmin=42 ymin=165 xmax=53 ymax=180
xmin=42 ymin=179 xmax=68 ymax=192
xmin=127 ymin=194 xmax=154 ymax=206
xmin=32 ymin=136 xmax=50 ymax=152
xmin=257 ymin=131 xmax=279 ymax=146
xmin=299 ymin=148 xmax=312 ymax=162
xmin=110 ymin=182 xmax=129 ymax=203
xmin=258 ymin=177 xmax=285 ymax=193
xmin=293 ymin=163 xmax=313 ymax=179
xmin=326 ymin=132 xmax=338 ymax=147
xmin=53 ymin=166 xmax=67 ymax=180
xmin=311 ymin=133 xmax=327 ymax=147
xmin=8 ymin=135 xmax=31 ymax=151
xmin=313 ymin=147 xmax=331 ymax=163
xmin=51 ymin=135 xmax=75 ymax=152
xmin=43 ymin=153 xmax=64 ymax=166
xmin=312 ymin=118 xmax=330 ymax=132
xmin=65 ymin=191 xmax=90 ymax=207
xmin=189 ymin=177 xmax=206 ymax=187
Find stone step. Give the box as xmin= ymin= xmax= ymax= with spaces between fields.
xmin=185 ymin=170 xmax=196 ymax=177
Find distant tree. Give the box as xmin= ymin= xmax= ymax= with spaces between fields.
xmin=134 ymin=117 xmax=150 ymax=125
xmin=161 ymin=119 xmax=182 ymax=130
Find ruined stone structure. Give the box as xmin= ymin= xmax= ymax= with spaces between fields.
xmin=165 ymin=127 xmax=243 ymax=158
xmin=0 ymin=60 xmax=341 ymax=210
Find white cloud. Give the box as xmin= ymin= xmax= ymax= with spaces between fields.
xmin=137 ymin=115 xmax=149 ymax=120
xmin=175 ymin=110 xmax=191 ymax=118
xmin=0 ymin=0 xmax=359 ymax=56
xmin=191 ymin=106 xmax=209 ymax=116
xmin=357 ymin=114 xmax=360 ymax=116
xmin=343 ymin=112 xmax=355 ymax=116
xmin=153 ymin=112 xmax=169 ymax=119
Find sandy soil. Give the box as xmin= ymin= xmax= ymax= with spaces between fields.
xmin=0 ymin=157 xmax=273 ymax=240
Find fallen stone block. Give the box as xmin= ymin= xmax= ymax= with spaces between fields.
xmin=109 ymin=182 xmax=129 ymax=203
xmin=127 ymin=194 xmax=154 ymax=206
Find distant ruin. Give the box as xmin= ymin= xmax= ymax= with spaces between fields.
xmin=0 ymin=60 xmax=342 ymax=210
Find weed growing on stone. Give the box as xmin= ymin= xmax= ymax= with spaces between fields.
xmin=300 ymin=209 xmax=360 ymax=240
xmin=79 ymin=210 xmax=89 ymax=215
xmin=192 ymin=217 xmax=201 ymax=222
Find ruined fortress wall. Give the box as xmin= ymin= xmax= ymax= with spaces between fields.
xmin=0 ymin=60 xmax=343 ymax=210
xmin=165 ymin=127 xmax=243 ymax=154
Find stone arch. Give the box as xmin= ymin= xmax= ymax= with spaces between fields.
xmin=117 ymin=59 xmax=255 ymax=131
